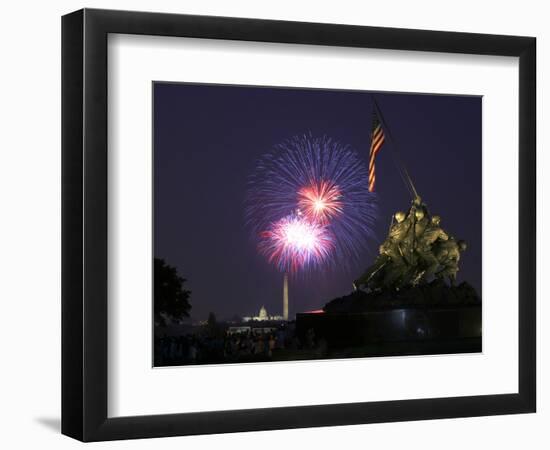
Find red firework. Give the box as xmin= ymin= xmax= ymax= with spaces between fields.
xmin=297 ymin=180 xmax=343 ymax=223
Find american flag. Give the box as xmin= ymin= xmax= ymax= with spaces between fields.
xmin=368 ymin=110 xmax=385 ymax=192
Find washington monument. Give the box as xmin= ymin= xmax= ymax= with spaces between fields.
xmin=283 ymin=273 xmax=289 ymax=321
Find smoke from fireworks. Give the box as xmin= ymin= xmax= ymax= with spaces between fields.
xmin=245 ymin=134 xmax=378 ymax=273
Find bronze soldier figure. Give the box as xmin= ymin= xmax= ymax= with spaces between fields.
xmin=355 ymin=195 xmax=467 ymax=291
xmin=414 ymin=215 xmax=449 ymax=283
xmin=434 ymin=238 xmax=467 ymax=286
xmin=353 ymin=210 xmax=410 ymax=290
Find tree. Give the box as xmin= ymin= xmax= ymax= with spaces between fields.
xmin=154 ymin=258 xmax=191 ymax=326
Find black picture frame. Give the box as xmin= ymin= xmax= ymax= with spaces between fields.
xmin=62 ymin=8 xmax=536 ymax=442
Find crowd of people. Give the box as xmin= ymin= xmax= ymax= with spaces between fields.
xmin=154 ymin=325 xmax=322 ymax=366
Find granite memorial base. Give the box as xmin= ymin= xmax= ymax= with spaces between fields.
xmin=295 ymin=305 xmax=481 ymax=357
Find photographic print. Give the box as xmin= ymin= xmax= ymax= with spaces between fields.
xmin=153 ymin=83 xmax=482 ymax=367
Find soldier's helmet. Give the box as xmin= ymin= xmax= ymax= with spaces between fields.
xmin=431 ymin=215 xmax=441 ymax=226
xmin=457 ymin=240 xmax=467 ymax=251
xmin=414 ymin=209 xmax=425 ymax=221
xmin=394 ymin=211 xmax=406 ymax=223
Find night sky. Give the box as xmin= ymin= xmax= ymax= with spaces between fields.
xmin=154 ymin=83 xmax=481 ymax=321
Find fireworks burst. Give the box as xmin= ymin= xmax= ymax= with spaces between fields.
xmin=259 ymin=214 xmax=334 ymax=273
xmin=246 ymin=134 xmax=378 ymax=273
xmin=297 ymin=179 xmax=343 ymax=223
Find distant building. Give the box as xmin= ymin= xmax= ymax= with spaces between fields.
xmin=242 ymin=305 xmax=284 ymax=322
xmin=227 ymin=326 xmax=252 ymax=335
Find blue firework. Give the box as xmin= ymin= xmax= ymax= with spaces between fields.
xmin=245 ymin=134 xmax=378 ymax=272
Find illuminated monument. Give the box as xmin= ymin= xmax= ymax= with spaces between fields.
xmin=296 ymin=195 xmax=481 ymax=356
xmin=244 ymin=273 xmax=289 ymax=323
xmin=243 ymin=306 xmax=283 ymax=322
xmin=354 ymin=196 xmax=468 ymax=290
xmin=283 ymin=273 xmax=289 ymax=321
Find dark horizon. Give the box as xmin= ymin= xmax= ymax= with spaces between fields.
xmin=154 ymin=83 xmax=482 ymax=321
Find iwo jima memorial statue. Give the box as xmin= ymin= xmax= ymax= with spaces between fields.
xmin=296 ymin=102 xmax=481 ymax=357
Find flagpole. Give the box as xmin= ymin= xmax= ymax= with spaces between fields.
xmin=371 ymin=95 xmax=419 ymax=201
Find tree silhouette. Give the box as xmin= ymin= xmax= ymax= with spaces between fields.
xmin=154 ymin=258 xmax=191 ymax=326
